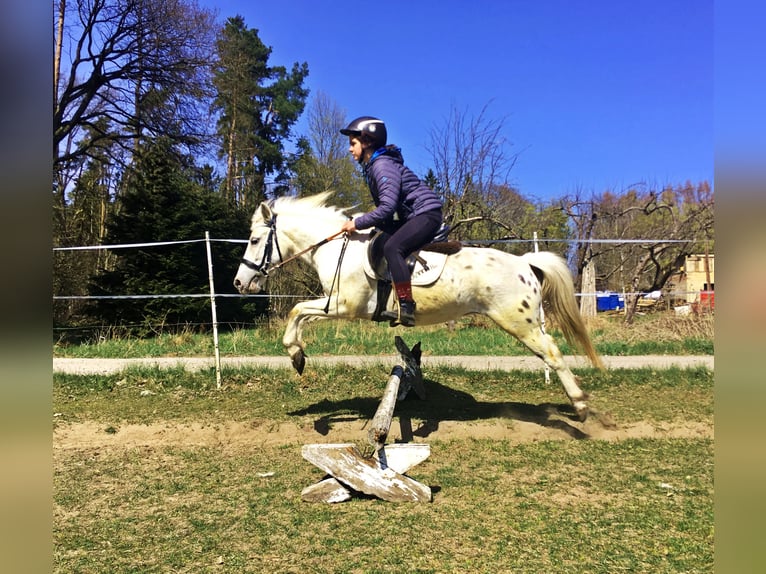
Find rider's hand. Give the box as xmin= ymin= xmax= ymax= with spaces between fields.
xmin=341 ymin=219 xmax=356 ymax=234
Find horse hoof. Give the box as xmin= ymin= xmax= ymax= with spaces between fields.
xmin=574 ymin=401 xmax=589 ymax=422
xmin=291 ymin=351 xmax=306 ymax=375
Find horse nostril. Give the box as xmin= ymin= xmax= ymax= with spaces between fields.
xmin=233 ymin=279 xmax=241 ymax=288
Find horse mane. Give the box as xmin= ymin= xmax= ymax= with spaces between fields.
xmin=271 ymin=191 xmax=346 ymax=219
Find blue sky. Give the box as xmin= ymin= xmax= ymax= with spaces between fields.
xmin=201 ymin=0 xmax=713 ymax=202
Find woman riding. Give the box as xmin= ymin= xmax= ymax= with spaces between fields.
xmin=339 ymin=116 xmax=443 ymax=327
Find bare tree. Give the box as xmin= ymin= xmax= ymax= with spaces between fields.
xmin=54 ymin=0 xmax=217 ymax=197
xmin=307 ymin=91 xmax=347 ymax=166
xmin=293 ymin=91 xmax=368 ymax=208
xmin=562 ymin=182 xmax=714 ymax=324
xmin=425 ymin=102 xmax=519 ymax=233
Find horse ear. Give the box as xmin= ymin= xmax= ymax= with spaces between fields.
xmin=260 ymin=201 xmax=273 ymax=222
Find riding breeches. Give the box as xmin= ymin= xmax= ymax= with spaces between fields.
xmin=382 ymin=209 xmax=443 ymax=285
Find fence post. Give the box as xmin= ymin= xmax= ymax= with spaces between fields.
xmin=533 ymin=232 xmax=551 ymax=384
xmin=205 ymin=231 xmax=222 ymax=389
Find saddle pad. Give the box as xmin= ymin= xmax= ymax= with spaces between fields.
xmin=409 ymin=251 xmax=448 ymax=285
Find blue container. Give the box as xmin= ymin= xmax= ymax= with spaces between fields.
xmin=597 ymin=293 xmax=621 ymax=311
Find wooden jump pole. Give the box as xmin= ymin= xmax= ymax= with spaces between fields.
xmin=368 ymin=365 xmax=404 ymax=449
xmin=301 ymin=337 xmax=431 ymax=503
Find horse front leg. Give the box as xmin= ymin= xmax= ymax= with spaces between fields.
xmin=282 ymin=296 xmax=351 ymax=375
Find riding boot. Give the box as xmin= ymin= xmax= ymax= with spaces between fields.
xmin=380 ymin=281 xmax=416 ymax=327
xmin=380 ymin=298 xmax=416 ymax=327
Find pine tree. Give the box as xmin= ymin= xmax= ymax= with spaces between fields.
xmin=88 ymin=138 xmax=264 ymax=335
xmin=212 ymin=16 xmax=309 ymax=207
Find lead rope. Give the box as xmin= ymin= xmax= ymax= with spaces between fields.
xmin=323 ymin=233 xmax=350 ymax=314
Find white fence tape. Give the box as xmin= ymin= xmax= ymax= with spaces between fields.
xmin=53 ymin=294 xmax=297 ymax=300
xmin=52 ymin=235 xmax=707 ymax=301
xmin=53 ymin=233 xmax=711 ymax=386
xmin=53 ymin=238 xmax=247 ymax=251
xmin=465 ymin=238 xmax=691 ymax=245
xmin=53 ymin=237 xmax=690 ymax=251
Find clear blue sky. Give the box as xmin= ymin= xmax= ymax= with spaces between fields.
xmin=201 ymin=0 xmax=713 ymax=202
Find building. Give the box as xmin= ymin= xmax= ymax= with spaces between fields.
xmin=667 ymin=253 xmax=714 ymax=309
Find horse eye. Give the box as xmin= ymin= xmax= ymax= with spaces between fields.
xmin=250 ymin=238 xmax=259 ymax=245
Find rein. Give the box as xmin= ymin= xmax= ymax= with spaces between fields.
xmin=272 ymin=228 xmax=346 ymax=273
xmin=323 ymin=232 xmax=350 ymax=314
xmin=240 ymin=215 xmax=346 ymax=277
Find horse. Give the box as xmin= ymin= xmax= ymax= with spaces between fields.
xmin=233 ymin=191 xmax=604 ymax=421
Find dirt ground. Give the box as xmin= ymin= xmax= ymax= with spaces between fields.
xmin=54 ymin=354 xmax=713 ymax=451
xmin=53 ymin=353 xmax=713 ymax=452
xmin=53 ymin=416 xmax=714 ymax=454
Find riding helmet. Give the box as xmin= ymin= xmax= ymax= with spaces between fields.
xmin=340 ymin=116 xmax=387 ymax=149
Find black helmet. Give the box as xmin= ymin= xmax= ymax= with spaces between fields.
xmin=340 ymin=116 xmax=387 ymax=149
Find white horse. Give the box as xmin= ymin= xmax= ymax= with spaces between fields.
xmin=233 ymin=192 xmax=603 ymax=421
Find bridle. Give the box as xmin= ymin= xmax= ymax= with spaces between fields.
xmin=239 ymin=214 xmax=283 ymax=277
xmin=240 ymin=213 xmax=347 ymax=278
xmin=239 ymin=212 xmax=350 ymax=314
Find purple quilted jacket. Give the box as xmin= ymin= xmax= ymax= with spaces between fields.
xmin=354 ymin=146 xmax=443 ymax=231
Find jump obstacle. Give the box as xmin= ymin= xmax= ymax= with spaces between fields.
xmin=301 ymin=337 xmax=432 ymax=503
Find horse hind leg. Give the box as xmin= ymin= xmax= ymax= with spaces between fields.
xmin=522 ymin=328 xmax=590 ymax=421
xmin=490 ymin=313 xmax=590 ymax=421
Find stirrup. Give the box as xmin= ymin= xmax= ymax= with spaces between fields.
xmin=380 ymin=302 xmax=416 ymax=328
xmin=391 ymin=315 xmax=416 ymax=328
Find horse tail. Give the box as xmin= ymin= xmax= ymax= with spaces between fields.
xmin=521 ymin=252 xmax=605 ymax=370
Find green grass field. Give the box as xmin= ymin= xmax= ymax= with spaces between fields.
xmin=53 ymin=363 xmax=713 ymax=573
xmin=54 ymin=312 xmax=714 ymax=358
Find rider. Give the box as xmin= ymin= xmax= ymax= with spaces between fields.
xmin=339 ymin=116 xmax=443 ymax=327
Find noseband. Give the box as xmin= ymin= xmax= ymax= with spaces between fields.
xmin=240 ymin=215 xmax=283 ymax=277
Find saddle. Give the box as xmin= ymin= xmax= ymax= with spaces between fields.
xmin=362 ymin=227 xmax=462 ymax=322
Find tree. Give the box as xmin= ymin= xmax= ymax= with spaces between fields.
xmin=53 ymin=117 xmax=123 ymax=327
xmin=425 ymin=102 xmax=518 ymax=233
xmin=212 ymin=15 xmax=309 ymax=207
xmin=87 ymin=137 xmax=261 ymax=335
xmin=562 ymin=182 xmax=714 ymax=324
xmin=54 ymin=0 xmax=217 ymax=196
xmin=53 ymin=0 xmax=220 ymax=315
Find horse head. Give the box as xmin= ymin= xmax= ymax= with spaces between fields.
xmin=233 ymin=201 xmax=278 ymax=294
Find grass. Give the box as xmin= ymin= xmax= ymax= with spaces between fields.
xmin=53 ymin=365 xmax=713 ymax=427
xmin=53 ymin=311 xmax=714 ymax=573
xmin=53 ymin=312 xmax=714 ymax=358
xmin=54 ymin=436 xmax=713 ymax=573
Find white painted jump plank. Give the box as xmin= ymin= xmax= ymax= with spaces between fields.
xmin=374 ymin=444 xmax=430 ymax=474
xmin=302 ymin=444 xmax=431 ymax=503
xmin=301 ymin=477 xmax=352 ymax=503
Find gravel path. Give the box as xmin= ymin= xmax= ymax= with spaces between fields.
xmin=53 ymin=354 xmax=713 ymax=375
